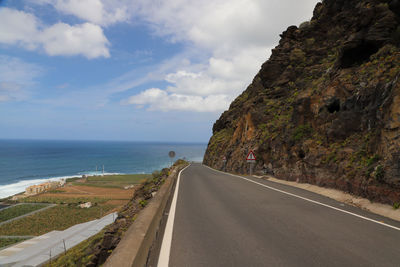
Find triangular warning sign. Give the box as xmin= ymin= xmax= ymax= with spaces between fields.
xmin=246 ymin=150 xmax=256 ymax=161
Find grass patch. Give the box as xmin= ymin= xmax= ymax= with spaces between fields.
xmin=88 ymin=174 xmax=151 ymax=182
xmin=73 ymin=174 xmax=151 ymax=189
xmin=65 ymin=177 xmax=81 ymax=183
xmin=0 ymin=204 xmax=115 ymax=236
xmin=46 ymin=189 xmax=65 ymax=194
xmin=71 ymin=182 xmax=122 ymax=189
xmin=0 ymin=204 xmax=48 ymax=223
xmin=0 ymin=237 xmax=28 ymax=249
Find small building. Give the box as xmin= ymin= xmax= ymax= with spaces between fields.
xmin=25 ymin=184 xmax=45 ymax=195
xmin=25 ymin=180 xmax=65 ymax=196
xmin=78 ymin=202 xmax=92 ymax=208
xmin=124 ymin=185 xmax=135 ymax=190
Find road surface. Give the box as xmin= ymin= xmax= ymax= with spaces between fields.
xmin=157 ymin=163 xmax=400 ymax=267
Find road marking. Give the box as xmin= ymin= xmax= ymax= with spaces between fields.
xmin=158 ymin=164 xmax=190 ymax=267
xmin=204 ymin=165 xmax=400 ymax=232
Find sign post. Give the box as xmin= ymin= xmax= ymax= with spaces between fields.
xmin=168 ymin=151 xmax=176 ymax=167
xmin=246 ymin=150 xmax=256 ymax=175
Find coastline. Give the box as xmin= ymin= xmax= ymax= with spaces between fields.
xmin=0 ymin=140 xmax=206 ymax=200
xmin=0 ymin=172 xmax=126 ymax=200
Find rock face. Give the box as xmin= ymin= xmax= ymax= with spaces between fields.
xmin=203 ymin=0 xmax=400 ymax=205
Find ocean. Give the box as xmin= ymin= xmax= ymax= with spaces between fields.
xmin=0 ymin=139 xmax=207 ymax=199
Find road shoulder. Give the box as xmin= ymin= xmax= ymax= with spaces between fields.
xmin=255 ymin=175 xmax=400 ymax=222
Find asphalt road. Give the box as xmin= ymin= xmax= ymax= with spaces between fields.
xmin=159 ymin=163 xmax=400 ymax=267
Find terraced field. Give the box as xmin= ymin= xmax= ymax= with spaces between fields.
xmin=0 ymin=204 xmax=48 ymax=223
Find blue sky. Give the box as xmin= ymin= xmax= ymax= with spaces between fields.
xmin=0 ymin=0 xmax=318 ymax=142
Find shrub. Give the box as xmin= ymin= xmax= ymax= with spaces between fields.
xmin=366 ymin=166 xmax=374 ymax=176
xmin=374 ymin=165 xmax=385 ymax=182
xmin=290 ymin=48 xmax=306 ymax=63
xmin=366 ymin=154 xmax=380 ymax=167
xmin=293 ymin=124 xmax=313 ymax=142
xmin=152 ymin=170 xmax=161 ymax=179
xmin=139 ymin=200 xmax=147 ymax=207
xmin=306 ymin=38 xmax=315 ymax=47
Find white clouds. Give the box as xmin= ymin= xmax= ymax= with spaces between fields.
xmin=126 ymin=88 xmax=231 ymax=112
xmin=0 ymin=8 xmax=39 ymax=49
xmin=0 ymin=55 xmax=43 ymax=102
xmin=0 ymin=7 xmax=110 ymax=59
xmin=134 ymin=0 xmax=318 ymax=51
xmin=54 ymin=0 xmax=104 ymax=24
xmin=40 ymin=22 xmax=110 ymax=58
xmin=165 ymin=70 xmax=243 ymax=97
xmin=124 ymin=0 xmax=319 ymax=112
xmin=186 ymin=1 xmax=267 ymax=49
xmin=1 ymin=0 xmax=320 ymax=112
xmin=44 ymin=0 xmax=129 ymax=26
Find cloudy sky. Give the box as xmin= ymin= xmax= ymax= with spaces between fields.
xmin=0 ymin=0 xmax=319 ymax=142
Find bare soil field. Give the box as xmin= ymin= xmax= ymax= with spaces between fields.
xmin=42 ymin=185 xmax=136 ymax=200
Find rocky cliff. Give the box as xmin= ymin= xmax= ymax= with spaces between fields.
xmin=203 ymin=0 xmax=400 ymax=205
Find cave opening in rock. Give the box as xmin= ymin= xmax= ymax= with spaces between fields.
xmin=339 ymin=42 xmax=380 ymax=68
xmin=327 ymin=98 xmax=341 ymax=113
xmin=298 ymin=149 xmax=305 ymax=159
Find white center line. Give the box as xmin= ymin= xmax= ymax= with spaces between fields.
xmin=157 ymin=164 xmax=190 ymax=267
xmin=204 ymin=165 xmax=400 ymax=232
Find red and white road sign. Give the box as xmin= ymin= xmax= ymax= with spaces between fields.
xmin=246 ymin=150 xmax=256 ymax=162
xmin=222 ymin=156 xmax=227 ymax=161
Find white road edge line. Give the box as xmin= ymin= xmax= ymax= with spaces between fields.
xmin=157 ymin=164 xmax=190 ymax=267
xmin=204 ymin=164 xmax=400 ymax=232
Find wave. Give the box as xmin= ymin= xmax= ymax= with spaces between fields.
xmin=0 ymin=172 xmax=124 ymax=199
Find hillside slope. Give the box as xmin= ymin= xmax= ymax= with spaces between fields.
xmin=203 ymin=0 xmax=400 ymax=205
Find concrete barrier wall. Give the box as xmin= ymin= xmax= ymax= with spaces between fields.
xmin=104 ymin=166 xmax=180 ymax=267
